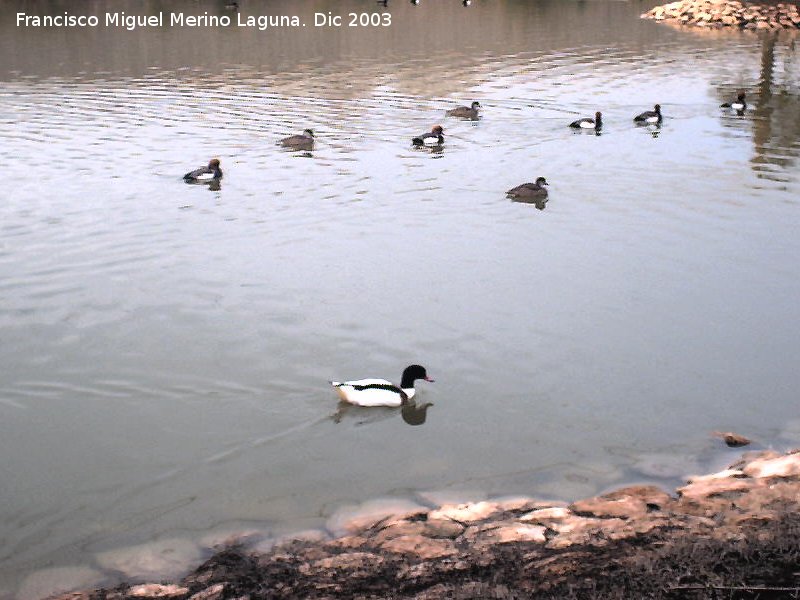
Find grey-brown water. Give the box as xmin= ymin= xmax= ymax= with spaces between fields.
xmin=1 ymin=0 xmax=799 ymax=597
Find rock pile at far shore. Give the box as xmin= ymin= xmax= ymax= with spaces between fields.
xmin=642 ymin=0 xmax=800 ymax=29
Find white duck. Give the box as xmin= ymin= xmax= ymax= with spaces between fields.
xmin=330 ymin=365 xmax=434 ymax=407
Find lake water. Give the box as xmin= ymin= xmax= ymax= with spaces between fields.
xmin=2 ymin=0 xmax=800 ymax=597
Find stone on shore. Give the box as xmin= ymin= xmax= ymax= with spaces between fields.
xmin=642 ymin=0 xmax=800 ymax=30
xmin=50 ymin=449 xmax=800 ymax=600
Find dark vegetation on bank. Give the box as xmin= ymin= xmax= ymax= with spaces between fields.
xmin=85 ymin=511 xmax=800 ymax=599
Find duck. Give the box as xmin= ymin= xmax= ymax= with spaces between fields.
xmin=279 ymin=129 xmax=315 ymax=151
xmin=224 ymin=0 xmax=238 ymax=9
xmin=721 ymin=92 xmax=746 ymax=113
xmin=634 ymin=104 xmax=662 ymax=125
xmin=183 ymin=159 xmax=222 ymax=183
xmin=506 ymin=176 xmax=548 ymax=200
xmin=569 ymin=112 xmax=602 ymax=131
xmin=412 ymin=125 xmax=444 ymax=146
xmin=330 ymin=365 xmax=434 ymax=407
xmin=446 ymin=101 xmax=481 ymax=119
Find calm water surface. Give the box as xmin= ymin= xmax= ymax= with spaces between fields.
xmin=2 ymin=0 xmax=800 ymax=597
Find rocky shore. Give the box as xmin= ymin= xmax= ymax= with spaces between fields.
xmin=50 ymin=449 xmax=800 ymax=600
xmin=642 ymin=0 xmax=800 ymax=29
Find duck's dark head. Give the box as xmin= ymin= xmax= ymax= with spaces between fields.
xmin=401 ymin=364 xmax=434 ymax=388
xmin=208 ymin=158 xmax=221 ymax=169
xmin=303 ymin=129 xmax=315 ymax=138
xmin=595 ymin=111 xmax=602 ymax=123
xmin=737 ymin=92 xmax=746 ymax=102
xmin=654 ymin=104 xmax=661 ymax=113
xmin=471 ymin=101 xmax=481 ymax=109
xmin=536 ymin=177 xmax=548 ymax=187
xmin=432 ymin=125 xmax=444 ymax=135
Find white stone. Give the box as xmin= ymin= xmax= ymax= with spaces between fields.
xmin=743 ymin=452 xmax=800 ymax=479
xmin=326 ymin=499 xmax=426 ymax=536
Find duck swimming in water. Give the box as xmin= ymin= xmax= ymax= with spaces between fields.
xmin=446 ymin=101 xmax=481 ymax=119
xmin=506 ymin=176 xmax=549 ymax=200
xmin=331 ymin=365 xmax=434 ymax=407
xmin=570 ymin=112 xmax=602 ymax=131
xmin=279 ymin=129 xmax=315 ymax=151
xmin=634 ymin=104 xmax=662 ymax=125
xmin=183 ymin=159 xmax=222 ymax=183
xmin=412 ymin=125 xmax=444 ymax=146
xmin=721 ymin=92 xmax=746 ymax=114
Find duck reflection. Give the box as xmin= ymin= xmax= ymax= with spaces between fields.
xmin=332 ymin=399 xmax=433 ymax=426
xmin=510 ymin=195 xmax=548 ymax=210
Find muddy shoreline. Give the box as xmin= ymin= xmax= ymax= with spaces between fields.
xmin=52 ymin=449 xmax=800 ymax=599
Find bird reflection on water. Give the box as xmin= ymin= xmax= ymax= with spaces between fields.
xmin=332 ymin=400 xmax=434 ymax=426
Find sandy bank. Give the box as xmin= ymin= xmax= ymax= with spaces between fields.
xmin=47 ymin=448 xmax=800 ymax=599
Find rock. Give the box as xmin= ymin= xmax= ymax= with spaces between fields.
xmin=380 ymin=535 xmax=458 ymax=559
xmin=187 ymin=583 xmax=225 ymax=600
xmin=687 ymin=468 xmax=745 ymax=483
xmin=129 ymin=584 xmax=189 ymax=597
xmin=712 ymin=431 xmax=752 ymax=447
xmin=519 ymin=506 xmax=573 ymax=523
xmin=301 ymin=552 xmax=383 ymax=576
xmin=427 ymin=501 xmax=502 ymax=523
xmin=326 ymin=499 xmax=426 ymax=536
xmin=742 ymin=451 xmax=800 ymax=479
xmin=642 ymin=0 xmax=798 ymax=29
xmin=677 ymin=475 xmax=755 ymax=501
xmin=569 ymin=486 xmax=673 ymax=520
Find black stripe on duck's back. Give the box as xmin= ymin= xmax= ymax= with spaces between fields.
xmin=346 ymin=382 xmax=403 ymax=393
xmin=183 ymin=159 xmax=222 ymax=182
xmin=412 ymin=125 xmax=444 ymax=146
xmin=634 ymin=104 xmax=662 ymax=123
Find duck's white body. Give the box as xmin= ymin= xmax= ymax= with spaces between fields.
xmin=331 ymin=378 xmax=413 ymax=407
xmin=578 ymin=120 xmax=595 ymax=129
xmin=731 ymin=101 xmax=745 ymax=111
xmin=331 ymin=365 xmax=433 ymax=408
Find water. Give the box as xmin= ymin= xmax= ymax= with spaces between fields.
xmin=1 ymin=0 xmax=799 ymax=596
